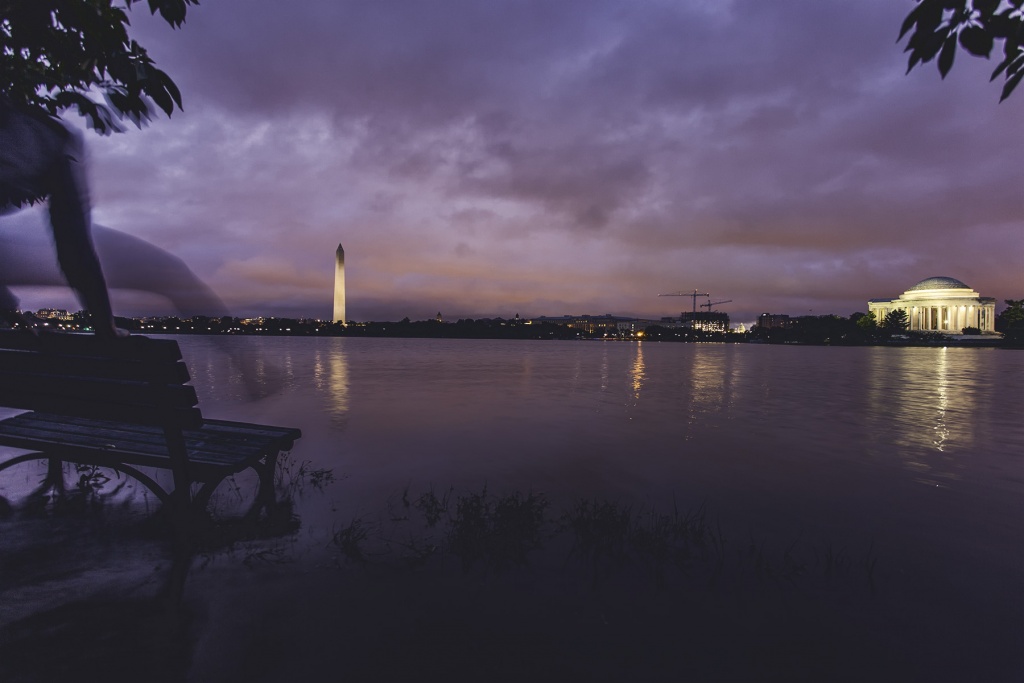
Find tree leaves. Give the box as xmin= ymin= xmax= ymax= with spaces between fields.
xmin=938 ymin=35 xmax=958 ymax=77
xmin=899 ymin=0 xmax=1024 ymax=100
xmin=136 ymin=0 xmax=197 ymax=29
xmin=959 ymin=26 xmax=993 ymax=57
xmin=1 ymin=0 xmax=198 ymax=134
xmin=881 ymin=309 xmax=909 ymax=333
xmin=1003 ymin=68 xmax=1024 ymax=101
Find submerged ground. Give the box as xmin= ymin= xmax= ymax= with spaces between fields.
xmin=0 ymin=474 xmax=1019 ymax=683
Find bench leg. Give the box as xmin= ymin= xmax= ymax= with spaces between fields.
xmin=160 ymin=545 xmax=194 ymax=609
xmin=169 ymin=450 xmax=285 ymax=522
xmin=44 ymin=458 xmax=67 ymax=495
xmin=247 ymin=451 xmax=281 ymax=521
xmin=191 ymin=476 xmax=225 ymax=515
xmin=191 ymin=454 xmax=279 ymax=522
xmin=161 ymin=426 xmax=195 ymax=554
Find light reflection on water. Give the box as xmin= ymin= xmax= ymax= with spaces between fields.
xmin=311 ymin=345 xmax=349 ymax=426
xmin=3 ymin=337 xmax=1019 ymax=526
xmin=168 ymin=337 xmax=1022 ymax=503
xmin=686 ymin=344 xmax=742 ymax=433
xmin=630 ymin=342 xmax=644 ymax=404
xmin=864 ymin=346 xmax=990 ymax=487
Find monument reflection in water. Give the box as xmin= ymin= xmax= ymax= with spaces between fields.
xmin=865 ymin=346 xmax=982 ymax=486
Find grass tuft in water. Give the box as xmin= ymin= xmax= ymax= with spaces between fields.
xmin=275 ymin=453 xmax=338 ymax=498
xmin=319 ymin=485 xmax=880 ymax=598
xmin=332 ymin=516 xmax=370 ymax=564
xmin=448 ymin=487 xmax=549 ymax=573
xmin=562 ymin=498 xmax=716 ymax=588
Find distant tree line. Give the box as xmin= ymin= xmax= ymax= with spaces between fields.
xmin=106 ymin=315 xmax=589 ymax=340
xmin=7 ymin=304 xmax=1023 ymax=347
xmin=997 ymin=299 xmax=1024 ymax=346
xmin=751 ymin=312 xmax=948 ymax=346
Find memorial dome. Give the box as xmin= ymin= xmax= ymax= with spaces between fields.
xmin=908 ymin=276 xmax=970 ymax=291
xmin=868 ymin=276 xmax=996 ymax=334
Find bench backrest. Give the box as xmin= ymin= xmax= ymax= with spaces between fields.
xmin=0 ymin=331 xmax=202 ymax=429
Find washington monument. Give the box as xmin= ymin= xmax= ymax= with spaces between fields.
xmin=333 ymin=243 xmax=346 ymax=323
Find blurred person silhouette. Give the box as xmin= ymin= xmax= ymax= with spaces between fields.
xmin=0 ymin=97 xmax=121 ymax=337
xmin=0 ymin=101 xmax=280 ymax=399
xmin=0 ymin=209 xmax=230 ymax=321
xmin=1 ymin=0 xmax=199 ymax=333
xmin=0 ymin=208 xmax=282 ymax=400
xmin=0 ymin=1 xmax=280 ymax=397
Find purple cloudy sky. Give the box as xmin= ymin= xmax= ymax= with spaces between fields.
xmin=21 ymin=0 xmax=1024 ymax=323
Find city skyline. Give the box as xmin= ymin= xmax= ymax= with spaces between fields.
xmin=4 ymin=1 xmax=1021 ymax=324
xmin=14 ymin=277 xmax=1008 ymax=330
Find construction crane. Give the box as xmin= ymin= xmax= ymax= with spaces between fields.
xmin=659 ymin=289 xmax=708 ymax=315
xmin=700 ymin=299 xmax=732 ymax=312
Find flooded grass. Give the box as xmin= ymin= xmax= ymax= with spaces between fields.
xmin=326 ymin=484 xmax=879 ymax=598
xmin=0 ymin=460 xmax=1017 ymax=682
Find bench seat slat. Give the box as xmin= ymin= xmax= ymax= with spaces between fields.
xmin=0 ymin=391 xmax=203 ymax=428
xmin=0 ymin=444 xmax=255 ymax=481
xmin=0 ymin=413 xmax=300 ymax=477
xmin=0 ymin=352 xmax=191 ymax=384
xmin=20 ymin=412 xmax=300 ymax=447
xmin=0 ymin=412 xmax=298 ymax=452
xmin=0 ymin=420 xmax=271 ymax=460
xmin=0 ymin=373 xmax=198 ymax=407
xmin=0 ymin=437 xmax=255 ymax=477
xmin=0 ymin=332 xmax=183 ymax=362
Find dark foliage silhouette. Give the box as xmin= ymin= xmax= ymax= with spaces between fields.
xmin=899 ymin=0 xmax=1024 ymax=101
xmin=1 ymin=0 xmax=198 ymax=134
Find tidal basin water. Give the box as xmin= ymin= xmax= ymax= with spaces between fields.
xmin=186 ymin=336 xmax=1023 ymax=524
xmin=1 ymin=336 xmax=1022 ymax=681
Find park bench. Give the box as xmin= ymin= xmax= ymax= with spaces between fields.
xmin=0 ymin=330 xmax=300 ymax=520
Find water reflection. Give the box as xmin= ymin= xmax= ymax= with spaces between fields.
xmin=684 ymin=347 xmax=742 ymax=435
xmin=600 ymin=346 xmax=610 ymax=393
xmin=327 ymin=348 xmax=350 ymax=424
xmin=866 ymin=347 xmax=980 ymax=486
xmin=932 ymin=348 xmax=950 ymax=453
xmin=298 ymin=343 xmax=351 ymax=427
xmin=630 ymin=343 xmax=645 ymax=403
xmin=168 ymin=337 xmax=1015 ymax=499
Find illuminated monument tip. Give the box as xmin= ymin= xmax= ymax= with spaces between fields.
xmin=333 ymin=242 xmax=346 ymax=324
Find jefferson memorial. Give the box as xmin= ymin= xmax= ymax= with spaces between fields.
xmin=869 ymin=276 xmax=997 ymax=333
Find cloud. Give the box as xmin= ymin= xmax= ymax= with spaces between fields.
xmin=218 ymin=257 xmax=330 ymax=290
xmin=34 ymin=0 xmax=1016 ymax=323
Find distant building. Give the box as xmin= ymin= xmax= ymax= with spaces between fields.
xmin=530 ymin=314 xmax=632 ymax=335
xmin=868 ymin=276 xmax=996 ymax=333
xmin=36 ymin=308 xmax=72 ymax=321
xmin=616 ymin=319 xmax=662 ymax=333
xmin=757 ymin=313 xmax=791 ymax=330
xmin=680 ymin=311 xmax=729 ymax=333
